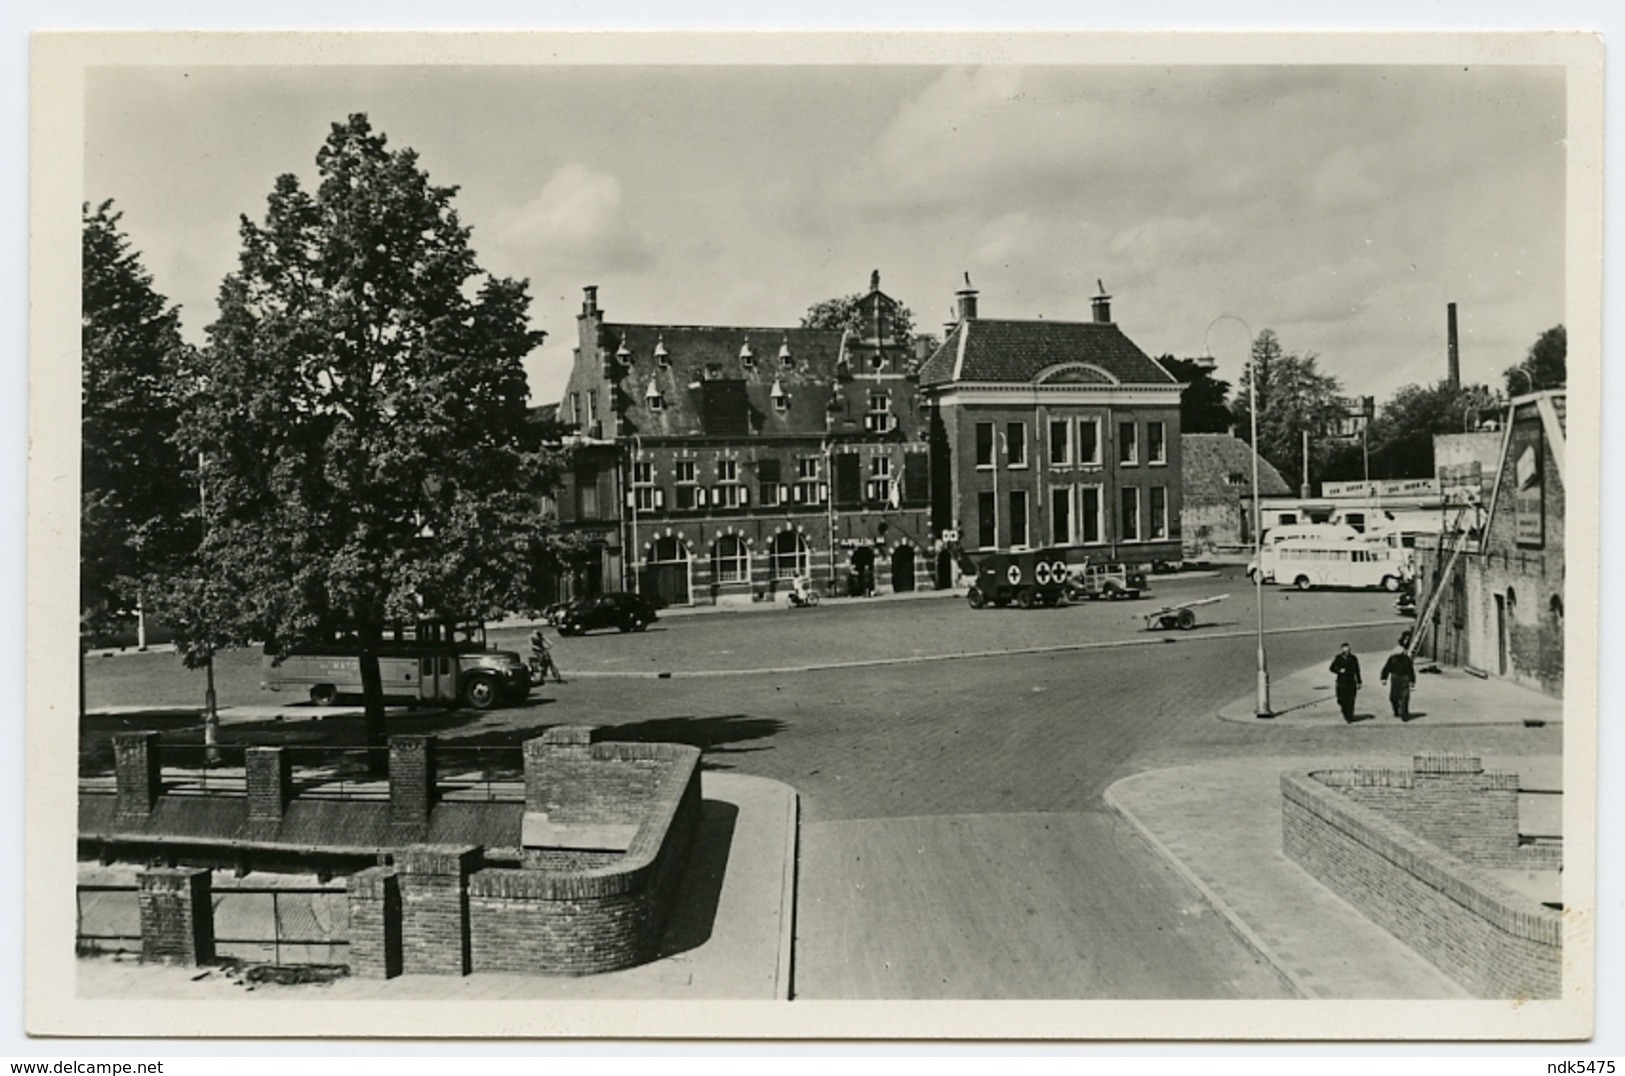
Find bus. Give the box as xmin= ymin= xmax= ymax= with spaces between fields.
xmin=1265 ymin=539 xmax=1411 ymax=592
xmin=261 ymin=620 xmax=532 ymax=710
xmin=1248 ymin=524 xmax=1361 ymax=583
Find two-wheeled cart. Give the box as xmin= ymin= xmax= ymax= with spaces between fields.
xmin=1142 ymin=594 xmax=1228 ymax=631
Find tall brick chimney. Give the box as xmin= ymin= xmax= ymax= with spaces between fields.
xmin=1447 ymin=302 xmax=1460 ymax=390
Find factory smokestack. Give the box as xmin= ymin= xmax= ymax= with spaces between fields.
xmin=1447 ymin=302 xmax=1460 ymax=390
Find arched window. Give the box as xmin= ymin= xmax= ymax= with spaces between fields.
xmin=711 ymin=535 xmax=749 ymax=585
xmin=771 ymin=531 xmax=810 ymax=580
xmin=1506 ymin=586 xmax=1517 ymax=622
xmin=1551 ymin=593 xmax=1564 ymax=622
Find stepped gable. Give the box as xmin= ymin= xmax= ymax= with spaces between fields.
xmin=919 ymin=318 xmax=1179 ymax=388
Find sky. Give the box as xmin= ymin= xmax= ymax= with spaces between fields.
xmin=85 ymin=62 xmax=1566 ymax=412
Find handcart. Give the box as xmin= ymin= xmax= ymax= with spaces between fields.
xmin=1143 ymin=594 xmax=1228 ymax=631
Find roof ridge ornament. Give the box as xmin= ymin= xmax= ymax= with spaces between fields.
xmin=653 ymin=334 xmax=669 ymax=364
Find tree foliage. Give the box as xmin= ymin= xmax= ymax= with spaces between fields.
xmin=1156 ymin=355 xmax=1233 ymax=434
xmin=1356 ymin=381 xmax=1499 ymax=481
xmin=81 ymin=201 xmax=194 ymax=639
xmin=801 ymin=292 xmax=928 ymax=348
xmin=1503 ymin=324 xmax=1565 ymax=395
xmin=1229 ymin=330 xmax=1346 ymax=489
xmin=179 ymin=114 xmax=562 ymax=740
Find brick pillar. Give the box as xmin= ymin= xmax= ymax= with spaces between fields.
xmin=113 ymin=732 xmax=161 ymax=822
xmin=397 ymin=845 xmax=480 ymax=976
xmin=137 ymin=867 xmax=214 ymax=966
xmin=1410 ymin=753 xmax=1521 ymax=864
xmin=346 ymin=866 xmax=401 ymax=979
xmin=245 ymin=747 xmax=292 ymax=826
xmin=388 ymin=735 xmax=438 ymax=844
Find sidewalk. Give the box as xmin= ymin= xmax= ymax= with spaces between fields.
xmin=1217 ymin=649 xmax=1564 ymax=728
xmin=76 ymin=772 xmax=799 ymax=1002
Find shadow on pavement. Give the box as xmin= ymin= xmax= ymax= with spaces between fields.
xmin=656 ymin=800 xmax=737 ymax=959
xmin=597 ymin=714 xmax=785 ymax=771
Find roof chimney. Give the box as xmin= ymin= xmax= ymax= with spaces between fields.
xmin=955 ymin=272 xmax=979 ymax=322
xmin=1447 ymin=302 xmax=1460 ymax=390
xmin=1091 ymin=280 xmax=1112 ymax=324
xmin=582 ymin=285 xmax=599 ymax=317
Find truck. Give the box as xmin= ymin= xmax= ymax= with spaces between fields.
xmin=261 ymin=620 xmax=532 ymax=710
xmin=962 ymin=547 xmax=1072 ymax=609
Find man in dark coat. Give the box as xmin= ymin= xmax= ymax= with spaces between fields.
xmin=1381 ymin=644 xmax=1416 ymax=718
xmin=1329 ymin=642 xmax=1362 ymax=722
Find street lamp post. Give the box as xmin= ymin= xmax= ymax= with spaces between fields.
xmin=1208 ymin=315 xmax=1271 ymax=719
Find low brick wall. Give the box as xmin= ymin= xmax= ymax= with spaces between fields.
xmin=468 ymin=737 xmax=702 ymax=976
xmin=1282 ymin=764 xmax=1561 ymax=999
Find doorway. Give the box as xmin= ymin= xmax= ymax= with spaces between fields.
xmin=892 ymin=545 xmax=916 ymax=592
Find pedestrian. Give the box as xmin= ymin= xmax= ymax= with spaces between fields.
xmin=1329 ymin=642 xmax=1362 ymax=722
xmin=1381 ymin=645 xmax=1416 ymax=718
xmin=529 ymin=627 xmax=565 ymax=685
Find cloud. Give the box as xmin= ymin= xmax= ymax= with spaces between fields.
xmin=492 ymin=163 xmax=650 ymax=272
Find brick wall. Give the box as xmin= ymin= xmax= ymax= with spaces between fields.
xmin=137 ymin=867 xmax=215 ymax=966
xmin=469 ymin=737 xmax=702 ymax=976
xmin=245 ymin=747 xmax=292 ymax=832
xmin=346 ymin=866 xmax=401 ymax=979
xmin=396 ymin=845 xmax=479 ymax=975
xmin=1282 ymin=768 xmax=1561 ymax=999
xmin=388 ymin=736 xmax=438 ymax=844
xmin=1310 ymin=753 xmax=1527 ymax=869
xmin=113 ymin=732 xmax=160 ymax=822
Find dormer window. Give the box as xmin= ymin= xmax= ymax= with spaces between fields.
xmin=770 ymin=377 xmax=790 ymax=413
xmin=616 ymin=336 xmax=632 ymax=366
xmin=653 ymin=335 xmax=670 ymax=368
xmin=645 ymin=377 xmax=665 ymax=412
xmin=739 ymin=337 xmax=755 ymax=368
xmin=779 ymin=337 xmax=794 ymax=368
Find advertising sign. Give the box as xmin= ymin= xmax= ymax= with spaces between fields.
xmin=1511 ymin=419 xmax=1544 ymax=547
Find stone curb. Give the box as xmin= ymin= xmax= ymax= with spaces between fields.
xmin=777 ymin=786 xmax=800 ymax=1002
xmin=1102 ymin=772 xmax=1312 ymax=1000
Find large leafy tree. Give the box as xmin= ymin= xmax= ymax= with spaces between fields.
xmin=81 ymin=201 xmax=194 ymax=641
xmin=1156 ymin=355 xmax=1233 ymax=434
xmin=1504 ymin=324 xmax=1565 ymax=396
xmin=181 ymin=114 xmax=557 ymax=747
xmin=801 ymin=291 xmax=935 ymax=352
xmin=1358 ymin=380 xmax=1499 ymax=480
xmin=1230 ymin=329 xmax=1346 ymax=490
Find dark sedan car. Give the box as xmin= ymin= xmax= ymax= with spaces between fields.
xmin=555 ymin=592 xmax=660 ymax=636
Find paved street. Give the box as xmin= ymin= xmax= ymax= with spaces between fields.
xmin=79 ymin=569 xmax=1562 ymax=999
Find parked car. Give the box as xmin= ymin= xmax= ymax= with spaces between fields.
xmin=555 ymin=592 xmax=660 ymax=636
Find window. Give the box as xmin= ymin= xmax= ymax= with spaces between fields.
xmin=1051 ymin=487 xmax=1072 ymax=544
xmin=1006 ymin=422 xmax=1027 ymax=467
xmin=1148 ymin=421 xmax=1167 ymax=464
xmin=717 ymin=460 xmax=738 ymax=483
xmin=1226 ymin=472 xmax=1247 ymax=487
xmin=1049 ymin=419 xmax=1071 ymax=465
xmin=714 ymin=484 xmax=742 ymax=508
xmin=902 ymin=453 xmax=930 ymax=506
xmin=1118 ymin=421 xmax=1138 ymax=464
xmin=865 ymin=391 xmax=893 ymax=433
xmin=584 ymin=391 xmax=597 ymax=428
xmin=674 ymin=459 xmax=698 ymax=511
xmin=646 ymin=383 xmax=665 ymax=411
xmin=712 ymin=535 xmax=749 ymax=584
xmin=1080 ymin=486 xmax=1102 ymax=542
xmin=834 ymin=453 xmax=862 ymax=507
xmin=1121 ymin=487 xmax=1141 ymax=541
xmin=575 ymin=468 xmax=599 ymax=520
xmin=1079 ymin=419 xmax=1101 ymax=465
xmin=1009 ymin=490 xmax=1029 ymax=548
xmin=633 ymin=461 xmax=653 ymax=485
xmin=794 ymin=457 xmax=822 ymax=504
xmin=977 ymin=491 xmax=997 ymax=548
xmin=1150 ymin=486 xmax=1168 ymax=539
xmin=758 ymin=458 xmax=781 ymax=507
xmin=975 ymin=422 xmax=995 ymax=467
xmin=770 ymin=531 xmax=810 ymax=580
xmin=867 ymin=456 xmax=893 ymax=504
xmin=570 ymin=393 xmax=581 ymax=426
xmin=631 ymin=460 xmax=656 ymax=512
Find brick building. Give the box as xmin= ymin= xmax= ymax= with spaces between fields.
xmin=918 ymin=281 xmax=1185 ymax=574
xmin=1179 ymin=432 xmax=1292 ymax=554
xmin=555 ymin=276 xmax=935 ymax=605
xmin=1415 ymin=391 xmax=1566 ymax=696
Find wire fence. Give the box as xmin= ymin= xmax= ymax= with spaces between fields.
xmin=435 ymin=745 xmax=525 ymax=802
xmin=75 ymin=883 xmax=142 ymax=956
xmin=283 ymin=746 xmax=392 ymax=801
xmin=75 ymin=881 xmax=352 ymax=967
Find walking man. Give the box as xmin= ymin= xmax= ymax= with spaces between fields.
xmin=1381 ymin=643 xmax=1416 ymax=718
xmin=1329 ymin=642 xmax=1363 ymax=722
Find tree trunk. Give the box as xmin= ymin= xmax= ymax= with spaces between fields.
xmin=358 ymin=620 xmax=388 ymax=775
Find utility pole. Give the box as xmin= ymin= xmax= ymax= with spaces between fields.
xmin=1301 ymin=428 xmax=1310 ymax=498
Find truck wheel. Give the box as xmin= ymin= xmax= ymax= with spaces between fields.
xmin=310 ymin=684 xmax=338 ymax=707
xmin=1381 ymin=575 xmax=1400 ymax=592
xmin=967 ymin=587 xmax=987 ymax=610
xmin=1294 ymin=575 xmax=1313 ymax=591
xmin=462 ymin=675 xmax=500 ymax=710
xmin=1016 ymin=589 xmax=1036 ymax=609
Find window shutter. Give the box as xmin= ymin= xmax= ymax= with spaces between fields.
xmin=626 ymin=491 xmax=636 ymax=509
xmin=697 ymin=487 xmax=708 ymax=507
xmin=793 ymin=485 xmax=805 ymax=503
xmin=740 ymin=485 xmax=750 ymax=505
xmin=819 ymin=483 xmax=829 ymax=503
xmin=654 ymin=489 xmax=665 ymax=510
xmin=779 ymin=484 xmax=789 ymax=503
xmin=712 ymin=486 xmax=722 ymax=506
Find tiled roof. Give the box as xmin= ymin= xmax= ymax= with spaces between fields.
xmin=1181 ymin=433 xmax=1292 ymax=505
xmin=603 ymin=323 xmax=920 ymax=438
xmin=919 ymin=319 xmax=1178 ymax=388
